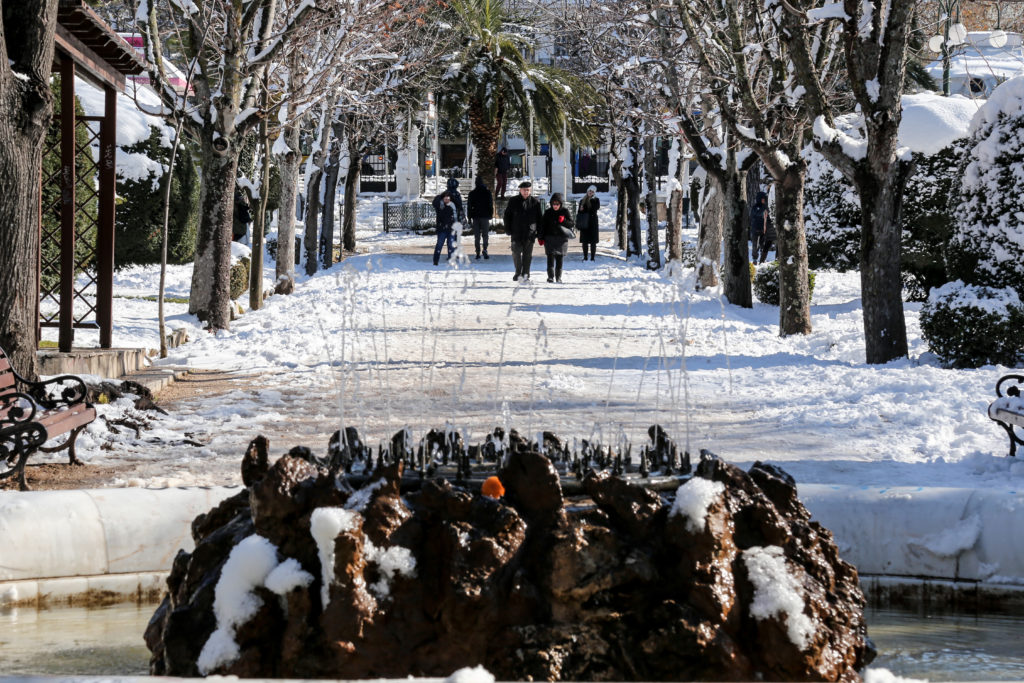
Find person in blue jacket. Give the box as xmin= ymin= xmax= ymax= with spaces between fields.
xmin=431 ymin=191 xmax=457 ymax=266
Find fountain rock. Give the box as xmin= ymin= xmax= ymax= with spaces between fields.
xmin=145 ymin=437 xmax=874 ymax=681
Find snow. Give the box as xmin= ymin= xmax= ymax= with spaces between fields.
xmin=265 ymin=557 xmax=314 ymax=595
xmin=743 ymin=545 xmax=815 ymax=649
xmin=445 ymin=666 xmax=495 ymax=683
xmin=364 ymin=540 xmax=417 ymax=599
xmin=310 ymin=507 xmax=359 ymax=607
xmin=927 ymin=280 xmax=1021 ymax=315
xmin=925 ymin=31 xmax=1024 ymax=96
xmin=198 ymin=534 xmax=280 ymax=674
xmin=900 ymin=92 xmax=979 ymax=154
xmin=807 ymin=2 xmax=849 ymax=21
xmin=670 ymin=477 xmax=725 ymax=532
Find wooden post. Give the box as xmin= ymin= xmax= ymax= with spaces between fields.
xmin=59 ymin=57 xmax=76 ymax=353
xmin=97 ymin=84 xmax=117 ymax=348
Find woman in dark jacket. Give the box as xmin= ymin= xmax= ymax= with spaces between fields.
xmin=539 ymin=193 xmax=574 ymax=283
xmin=577 ymin=185 xmax=600 ymax=260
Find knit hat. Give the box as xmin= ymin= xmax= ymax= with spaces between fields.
xmin=481 ymin=476 xmax=505 ymax=499
xmin=587 ymin=185 xmax=597 ymax=193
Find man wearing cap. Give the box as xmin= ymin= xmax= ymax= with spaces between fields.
xmin=503 ymin=180 xmax=543 ymax=281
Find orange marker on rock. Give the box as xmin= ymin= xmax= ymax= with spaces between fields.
xmin=481 ymin=476 xmax=505 ymax=499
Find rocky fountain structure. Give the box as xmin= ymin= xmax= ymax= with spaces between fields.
xmin=145 ymin=427 xmax=875 ymax=681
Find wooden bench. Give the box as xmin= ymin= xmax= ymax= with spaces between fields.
xmin=988 ymin=373 xmax=1024 ymax=457
xmin=0 ymin=345 xmax=97 ymax=490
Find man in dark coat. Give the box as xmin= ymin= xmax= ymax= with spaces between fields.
xmin=445 ymin=176 xmax=465 ymax=222
xmin=467 ymin=177 xmax=493 ymax=259
xmin=495 ymin=147 xmax=511 ymax=198
xmin=233 ymin=188 xmax=252 ymax=243
xmin=503 ymin=180 xmax=543 ymax=281
xmin=539 ymin=192 xmax=574 ymax=283
xmin=431 ymin=191 xmax=458 ymax=266
xmin=749 ymin=190 xmax=775 ymax=264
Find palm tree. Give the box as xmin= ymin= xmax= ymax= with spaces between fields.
xmin=437 ymin=0 xmax=598 ymax=193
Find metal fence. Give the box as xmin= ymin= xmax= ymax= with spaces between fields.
xmin=383 ymin=201 xmax=435 ymax=233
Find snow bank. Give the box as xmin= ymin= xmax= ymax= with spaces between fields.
xmin=743 ymin=545 xmax=815 ymax=649
xmin=446 ymin=665 xmax=496 ymax=683
xmin=670 ymin=477 xmax=725 ymax=532
xmin=900 ymin=92 xmax=979 ymax=154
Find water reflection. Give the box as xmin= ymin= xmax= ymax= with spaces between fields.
xmin=1 ymin=603 xmax=1023 ymax=678
xmin=0 ymin=603 xmax=150 ymax=676
xmin=866 ymin=607 xmax=1024 ymax=681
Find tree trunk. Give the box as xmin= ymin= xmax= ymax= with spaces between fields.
xmin=250 ymin=119 xmax=270 ymax=311
xmin=665 ymin=140 xmax=685 ymax=263
xmin=625 ymin=136 xmax=643 ymax=257
xmin=696 ymin=175 xmax=722 ymax=290
xmin=0 ymin=0 xmax=59 ymax=379
xmin=274 ymin=120 xmax=301 ymax=294
xmin=611 ymin=158 xmax=626 ymax=250
xmin=721 ymin=162 xmax=752 ymax=308
xmin=189 ymin=139 xmax=239 ymax=329
xmin=776 ymin=165 xmax=812 ymax=335
xmin=858 ymin=163 xmax=910 ymax=362
xmin=320 ymin=131 xmax=341 ymax=270
xmin=342 ymin=134 xmax=360 ymax=253
xmin=643 ymin=137 xmax=661 ymax=269
xmin=303 ymin=165 xmax=322 ymax=276
xmin=469 ymin=97 xmax=502 ymax=197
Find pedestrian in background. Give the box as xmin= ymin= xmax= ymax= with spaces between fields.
xmin=431 ymin=191 xmax=457 ymax=266
xmin=445 ymin=176 xmax=465 ymax=223
xmin=577 ymin=185 xmax=600 ymax=261
xmin=749 ymin=190 xmax=775 ymax=264
xmin=503 ymin=180 xmax=542 ymax=281
xmin=539 ymin=192 xmax=574 ymax=283
xmin=467 ymin=177 xmax=493 ymax=260
xmin=495 ymin=147 xmax=511 ymax=198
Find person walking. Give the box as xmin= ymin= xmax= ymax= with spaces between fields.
xmin=539 ymin=192 xmax=574 ymax=283
xmin=467 ymin=177 xmax=493 ymax=259
xmin=749 ymin=190 xmax=775 ymax=264
xmin=233 ymin=188 xmax=252 ymax=243
xmin=576 ymin=185 xmax=600 ymax=260
xmin=503 ymin=180 xmax=542 ymax=281
xmin=431 ymin=190 xmax=458 ymax=266
xmin=495 ymin=147 xmax=511 ymax=198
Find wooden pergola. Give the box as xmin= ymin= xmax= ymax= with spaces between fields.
xmin=39 ymin=0 xmax=145 ymax=352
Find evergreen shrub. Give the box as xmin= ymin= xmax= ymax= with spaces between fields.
xmin=752 ymin=261 xmax=816 ymax=306
xmin=919 ymin=281 xmax=1024 ymax=368
xmin=230 ymin=257 xmax=250 ymax=300
xmin=115 ymin=128 xmax=200 ymax=267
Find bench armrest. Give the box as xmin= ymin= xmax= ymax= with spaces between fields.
xmin=995 ymin=373 xmax=1024 ymax=398
xmin=0 ymin=392 xmax=40 ymax=431
xmin=14 ymin=372 xmax=90 ymax=410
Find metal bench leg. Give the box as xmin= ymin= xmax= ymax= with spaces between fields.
xmin=1002 ymin=423 xmax=1021 ymax=457
xmin=38 ymin=424 xmax=87 ymax=465
xmin=0 ymin=446 xmax=35 ymax=491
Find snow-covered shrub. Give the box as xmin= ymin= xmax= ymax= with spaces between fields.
xmin=115 ymin=127 xmax=200 ymax=267
xmin=947 ymin=77 xmax=1024 ymax=297
xmin=230 ymin=257 xmax=250 ymax=300
xmin=752 ymin=262 xmax=816 ymax=306
xmin=803 ymin=150 xmax=860 ymax=272
xmin=901 ymin=141 xmax=969 ymax=301
xmin=919 ymin=281 xmax=1024 ymax=368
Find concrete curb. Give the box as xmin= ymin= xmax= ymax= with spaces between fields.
xmin=0 ymin=486 xmax=240 ymax=607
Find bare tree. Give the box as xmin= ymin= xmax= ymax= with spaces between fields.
xmin=0 ymin=0 xmax=59 ymax=379
xmin=778 ymin=0 xmax=917 ymax=362
xmin=138 ymin=0 xmax=317 ymax=329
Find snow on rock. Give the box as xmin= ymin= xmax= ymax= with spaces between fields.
xmin=670 ymin=477 xmax=725 ymax=532
xmin=265 ymin=557 xmax=314 ymax=595
xmin=445 ymin=666 xmax=496 ymax=683
xmin=197 ymin=534 xmax=280 ymax=674
xmin=743 ymin=545 xmax=815 ymax=650
xmin=864 ymin=667 xmax=928 ymax=683
xmin=310 ymin=507 xmax=359 ymax=607
xmin=364 ymin=540 xmax=417 ymax=599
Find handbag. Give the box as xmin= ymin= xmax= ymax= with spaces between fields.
xmin=576 ymin=211 xmax=590 ymax=232
xmin=559 ymin=223 xmax=576 ymax=239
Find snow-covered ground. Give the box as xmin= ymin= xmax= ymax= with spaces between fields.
xmin=31 ymin=193 xmax=1023 ymax=493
